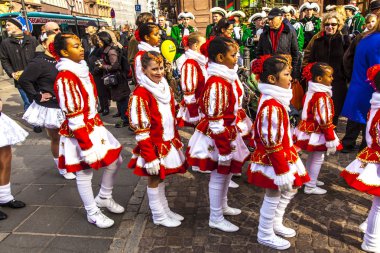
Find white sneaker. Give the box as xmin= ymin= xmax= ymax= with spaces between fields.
xmin=304 ymin=186 xmax=327 ymax=195
xmin=258 ymin=234 xmax=291 ymax=250
xmin=95 ymin=196 xmax=125 ymax=214
xmin=361 ymin=241 xmax=380 ymax=252
xmin=87 ymin=210 xmax=114 ymax=228
xmin=192 ymin=166 xmax=200 ymax=172
xmin=359 ymin=219 xmax=368 ymax=233
xmin=209 ymin=219 xmax=239 ymax=232
xmin=167 ymin=210 xmax=184 ymax=221
xmin=62 ymin=172 xmax=76 ymax=180
xmin=229 ymin=180 xmax=239 ymax=188
xmin=316 ymin=180 xmax=325 ymax=186
xmin=274 ymin=223 xmax=296 ymax=238
xmin=223 ymin=206 xmax=242 ymax=216
xmin=154 ymin=217 xmax=181 ymax=227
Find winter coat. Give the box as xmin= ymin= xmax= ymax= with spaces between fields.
xmin=88 ymin=47 xmax=108 ymax=99
xmin=303 ymin=31 xmax=351 ymax=119
xmin=102 ymin=45 xmax=130 ymax=102
xmin=256 ymin=22 xmax=300 ymax=79
xmin=0 ymin=35 xmax=38 ymax=88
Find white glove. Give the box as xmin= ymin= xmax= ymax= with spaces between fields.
xmin=326 ymin=141 xmax=337 ymax=156
xmin=218 ymin=154 xmax=232 ymax=167
xmin=145 ymin=160 xmax=160 ymax=175
xmin=274 ymin=172 xmax=295 ymax=192
xmin=82 ymin=148 xmax=99 ymax=165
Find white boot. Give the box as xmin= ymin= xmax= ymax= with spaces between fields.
xmin=363 ymin=197 xmax=380 ymax=252
xmin=147 ymin=187 xmax=181 ymax=227
xmin=222 ymin=174 xmax=241 ymax=216
xmin=258 ymin=195 xmax=291 ymax=250
xmin=158 ymin=182 xmax=184 ymax=221
xmin=54 ymin=158 xmax=76 ymax=180
xmin=87 ymin=210 xmax=114 ymax=228
xmin=273 ymin=191 xmax=297 ymax=238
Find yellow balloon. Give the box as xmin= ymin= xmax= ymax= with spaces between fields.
xmin=160 ymin=40 xmax=177 ymax=63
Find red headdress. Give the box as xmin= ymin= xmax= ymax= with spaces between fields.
xmin=302 ymin=62 xmax=316 ymax=82
xmin=182 ymin=35 xmax=189 ymax=48
xmin=367 ymin=64 xmax=380 ymax=91
xmin=48 ymin=42 xmax=60 ymax=61
xmin=134 ymin=29 xmax=142 ymax=42
xmin=251 ymin=54 xmax=271 ymax=81
xmin=200 ymin=36 xmax=215 ymax=58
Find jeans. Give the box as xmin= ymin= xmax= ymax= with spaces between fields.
xmin=116 ymin=98 xmax=129 ymax=123
xmin=17 ymin=88 xmax=31 ymax=111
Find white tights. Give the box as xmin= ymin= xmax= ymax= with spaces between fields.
xmin=76 ymin=156 xmax=122 ymax=215
xmin=305 ymin=151 xmax=325 ymax=188
xmin=209 ymin=170 xmax=232 ymax=222
xmin=364 ymin=196 xmax=380 ymax=249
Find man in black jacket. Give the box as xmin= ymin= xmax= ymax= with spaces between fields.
xmin=0 ymin=18 xmax=38 ymax=111
xmin=256 ymin=8 xmax=300 ymax=80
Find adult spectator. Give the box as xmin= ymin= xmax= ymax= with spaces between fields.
xmin=336 ymin=5 xmax=349 ymax=35
xmin=340 ymin=0 xmax=380 ymax=152
xmin=82 ymin=21 xmax=99 ymax=61
xmin=299 ymin=2 xmax=321 ymax=50
xmin=206 ymin=7 xmax=227 ymax=39
xmin=98 ymin=31 xmax=131 ymax=128
xmin=119 ymin=24 xmax=132 ymax=48
xmin=127 ymin=12 xmax=155 ymax=85
xmin=344 ymin=5 xmax=365 ymax=37
xmin=256 ymin=8 xmax=300 ymax=80
xmin=36 ymin=22 xmax=61 ymax=53
xmin=158 ymin=15 xmax=171 ymax=39
xmin=0 ymin=17 xmax=38 ymax=111
xmin=303 ymin=12 xmax=350 ymax=126
xmin=45 ymin=22 xmax=61 ymax=34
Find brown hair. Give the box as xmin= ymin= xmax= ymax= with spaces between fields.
xmin=141 ymin=51 xmax=163 ymax=69
xmin=187 ymin=32 xmax=205 ymax=47
xmin=136 ymin=12 xmax=156 ymax=28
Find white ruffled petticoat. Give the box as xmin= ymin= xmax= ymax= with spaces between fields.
xmin=22 ymin=101 xmax=65 ymax=129
xmin=0 ymin=113 xmax=28 ymax=147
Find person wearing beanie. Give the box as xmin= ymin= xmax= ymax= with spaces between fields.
xmin=0 ymin=18 xmax=38 ymax=113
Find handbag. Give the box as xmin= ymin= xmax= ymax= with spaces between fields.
xmin=102 ymin=73 xmax=119 ymax=87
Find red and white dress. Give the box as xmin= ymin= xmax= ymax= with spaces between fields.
xmin=128 ymin=73 xmax=187 ymax=179
xmin=134 ymin=42 xmax=160 ymax=85
xmin=54 ymin=58 xmax=122 ymax=172
xmin=176 ymin=49 xmax=208 ymax=126
xmin=341 ymin=92 xmax=380 ymax=196
xmin=186 ymin=62 xmax=250 ymax=174
xmin=248 ymin=83 xmax=309 ymax=189
xmin=293 ymin=81 xmax=342 ymax=151
xmin=235 ymin=76 xmax=253 ymax=139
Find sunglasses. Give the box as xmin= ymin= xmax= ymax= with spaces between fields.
xmin=324 ymin=23 xmax=338 ymax=27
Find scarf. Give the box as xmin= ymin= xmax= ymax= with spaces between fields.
xmin=140 ymin=74 xmax=171 ymax=104
xmin=307 ymin=81 xmax=332 ymax=96
xmin=207 ymin=62 xmax=237 ymax=84
xmin=56 ymin=58 xmax=89 ymax=78
xmin=370 ymin=92 xmax=380 ymax=109
xmin=269 ymin=23 xmax=284 ymax=52
xmin=258 ymin=82 xmax=293 ymax=111
xmin=137 ymin=41 xmax=160 ymax=53
xmin=185 ymin=49 xmax=207 ymax=67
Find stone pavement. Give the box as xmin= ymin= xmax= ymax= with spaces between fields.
xmin=0 ymin=75 xmax=372 ymax=253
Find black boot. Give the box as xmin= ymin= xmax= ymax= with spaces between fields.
xmin=0 ymin=199 xmax=26 ymax=208
xmin=0 ymin=210 xmax=7 ymax=220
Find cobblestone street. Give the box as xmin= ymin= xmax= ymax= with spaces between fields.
xmin=0 ymin=76 xmax=372 ymax=252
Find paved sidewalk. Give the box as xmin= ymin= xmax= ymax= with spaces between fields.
xmin=0 ymin=75 xmax=372 ymax=252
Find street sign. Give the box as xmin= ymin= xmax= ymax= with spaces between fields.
xmin=135 ymin=4 xmax=141 ymax=12
xmin=110 ymin=8 xmax=115 ymax=18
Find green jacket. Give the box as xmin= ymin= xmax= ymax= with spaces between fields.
xmin=300 ymin=16 xmax=321 ymax=50
xmin=206 ymin=24 xmax=215 ymax=39
xmin=346 ymin=13 xmax=365 ymax=36
xmin=171 ymin=24 xmax=195 ymax=60
xmin=232 ymin=23 xmax=252 ymax=58
xmin=291 ymin=19 xmax=305 ymax=52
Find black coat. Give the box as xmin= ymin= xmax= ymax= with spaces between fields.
xmin=0 ymin=35 xmax=38 ymax=87
xmin=102 ymin=45 xmax=130 ymax=102
xmin=304 ymin=32 xmax=351 ymax=119
xmin=256 ymin=22 xmax=300 ymax=79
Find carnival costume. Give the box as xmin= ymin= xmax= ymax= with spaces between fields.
xmin=134 ymin=41 xmax=160 ymax=85
xmin=206 ymin=7 xmax=227 ymax=39
xmin=344 ymin=5 xmax=365 ymax=37
xmin=171 ymin=12 xmax=196 ymax=60
xmin=299 ymin=2 xmax=321 ymax=50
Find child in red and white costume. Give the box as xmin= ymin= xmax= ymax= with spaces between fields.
xmin=341 ymin=64 xmax=380 ymax=253
xmin=294 ymin=62 xmax=342 ymax=195
xmin=128 ymin=51 xmax=187 ymax=228
xmin=248 ymin=55 xmax=309 ymax=250
xmin=187 ymin=37 xmax=250 ymax=232
xmin=176 ymin=32 xmax=207 ymax=127
xmin=235 ymin=76 xmax=253 ymax=139
xmin=53 ymin=33 xmax=124 ymax=229
xmin=134 ymin=22 xmax=161 ymax=85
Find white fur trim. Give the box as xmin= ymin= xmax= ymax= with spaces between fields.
xmin=144 ymin=159 xmax=160 ymax=169
xmin=218 ymin=153 xmax=233 ymax=162
xmin=274 ymin=171 xmax=296 ymax=187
